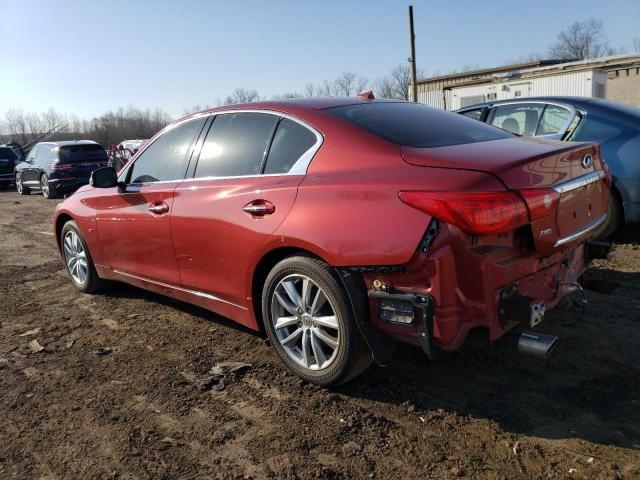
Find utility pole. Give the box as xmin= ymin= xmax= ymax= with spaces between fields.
xmin=408 ymin=5 xmax=418 ymax=102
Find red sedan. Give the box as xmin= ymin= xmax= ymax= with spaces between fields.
xmin=53 ymin=97 xmax=611 ymax=386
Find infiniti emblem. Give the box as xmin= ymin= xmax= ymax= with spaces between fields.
xmin=581 ymin=154 xmax=593 ymax=169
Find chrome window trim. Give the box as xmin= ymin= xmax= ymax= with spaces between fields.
xmin=554 ymin=214 xmax=606 ymax=248
xmin=553 ymin=169 xmax=605 ymax=194
xmin=118 ymin=109 xmax=324 ymax=186
xmin=112 ymin=269 xmax=247 ymax=310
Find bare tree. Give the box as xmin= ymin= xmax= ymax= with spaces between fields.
xmin=548 ymin=19 xmax=615 ymax=60
xmin=304 ymin=83 xmax=315 ymax=97
xmin=223 ymin=88 xmax=260 ymax=105
xmin=633 ymin=38 xmax=640 ymax=53
xmin=390 ymin=64 xmax=411 ymax=100
xmin=355 ymin=76 xmax=369 ymax=94
xmin=334 ymin=71 xmax=358 ymax=96
xmin=374 ymin=77 xmax=395 ymax=99
xmin=317 ymin=79 xmax=334 ymax=97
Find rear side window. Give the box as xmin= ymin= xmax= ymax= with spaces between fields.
xmin=326 ymin=102 xmax=510 ymax=148
xmin=490 ymin=104 xmax=545 ymax=136
xmin=536 ymin=105 xmax=573 ymax=135
xmin=264 ymin=119 xmax=317 ymax=174
xmin=58 ymin=144 xmax=108 ymax=162
xmin=459 ymin=109 xmax=483 ymax=121
xmin=128 ymin=117 xmax=206 ymax=183
xmin=195 ymin=113 xmax=278 ymax=178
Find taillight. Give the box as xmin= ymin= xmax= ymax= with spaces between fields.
xmin=399 ymin=191 xmax=529 ymax=235
xmin=51 ymin=162 xmax=73 ymax=171
xmin=517 ymin=189 xmax=560 ymax=221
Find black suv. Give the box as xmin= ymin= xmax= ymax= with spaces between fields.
xmin=15 ymin=141 xmax=108 ymax=198
xmin=0 ymin=145 xmax=21 ymax=187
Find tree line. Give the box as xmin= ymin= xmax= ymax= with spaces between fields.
xmin=0 ymin=107 xmax=171 ymax=150
xmin=2 ymin=19 xmax=638 ymax=148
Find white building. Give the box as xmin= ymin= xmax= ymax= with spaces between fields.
xmin=416 ymin=55 xmax=640 ymax=110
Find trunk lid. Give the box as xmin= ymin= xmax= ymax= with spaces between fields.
xmin=401 ymin=137 xmax=609 ymax=254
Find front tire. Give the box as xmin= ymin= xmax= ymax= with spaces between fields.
xmin=15 ymin=172 xmax=29 ymax=195
xmin=262 ymin=256 xmax=372 ymax=387
xmin=60 ymin=221 xmax=105 ymax=293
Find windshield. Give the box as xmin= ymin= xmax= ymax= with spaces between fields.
xmin=57 ymin=144 xmax=107 ymax=162
xmin=326 ymin=102 xmax=512 ymax=148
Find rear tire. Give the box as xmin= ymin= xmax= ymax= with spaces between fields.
xmin=594 ymin=191 xmax=621 ymax=239
xmin=40 ymin=174 xmax=56 ymax=199
xmin=262 ymin=255 xmax=372 ymax=387
xmin=15 ymin=173 xmax=29 ymax=195
xmin=60 ymin=221 xmax=105 ymax=293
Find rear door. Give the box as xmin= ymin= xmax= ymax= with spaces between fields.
xmin=171 ymin=112 xmax=320 ymax=310
xmin=94 ymin=116 xmax=207 ymax=285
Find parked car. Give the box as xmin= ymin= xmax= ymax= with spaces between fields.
xmin=456 ymin=97 xmax=640 ymax=237
xmin=118 ymin=139 xmax=147 ymax=158
xmin=0 ymin=145 xmax=21 ymax=187
xmin=54 ymin=98 xmax=611 ymax=386
xmin=15 ymin=140 xmax=108 ymax=198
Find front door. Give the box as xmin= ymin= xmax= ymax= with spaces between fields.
xmin=171 ymin=112 xmax=319 ymax=311
xmin=94 ymin=116 xmax=208 ymax=285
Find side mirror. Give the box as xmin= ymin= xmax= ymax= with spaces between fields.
xmin=90 ymin=166 xmax=119 ymax=188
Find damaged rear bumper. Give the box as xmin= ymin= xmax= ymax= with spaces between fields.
xmin=359 ymin=227 xmax=612 ymax=354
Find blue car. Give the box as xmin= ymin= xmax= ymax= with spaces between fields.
xmin=456 ymin=97 xmax=640 ymax=237
xmin=14 ymin=140 xmax=108 ymax=199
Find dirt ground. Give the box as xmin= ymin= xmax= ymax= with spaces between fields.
xmin=0 ymin=189 xmax=639 ymax=480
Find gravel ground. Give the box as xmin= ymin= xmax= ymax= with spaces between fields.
xmin=1 ymin=189 xmax=639 ymax=479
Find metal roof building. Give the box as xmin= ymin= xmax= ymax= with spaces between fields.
xmin=416 ymin=55 xmax=640 ymax=111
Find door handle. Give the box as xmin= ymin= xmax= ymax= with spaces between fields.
xmin=243 ymin=200 xmax=275 ymax=216
xmin=148 ymin=202 xmax=169 ymax=214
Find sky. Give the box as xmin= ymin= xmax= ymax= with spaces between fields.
xmin=1 ymin=0 xmax=638 ymax=119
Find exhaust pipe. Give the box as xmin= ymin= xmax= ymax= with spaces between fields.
xmin=518 ymin=331 xmax=558 ymax=359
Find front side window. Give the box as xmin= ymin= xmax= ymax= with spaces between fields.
xmin=536 ymin=105 xmax=573 ymax=136
xmin=264 ymin=118 xmax=317 ymax=174
xmin=490 ymin=104 xmax=545 ymax=136
xmin=194 ymin=112 xmax=277 ymax=178
xmin=128 ymin=117 xmax=206 ymax=184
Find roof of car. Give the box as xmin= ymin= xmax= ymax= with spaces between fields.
xmin=458 ymin=96 xmax=640 ymax=117
xmin=200 ymin=97 xmax=401 ymax=114
xmin=36 ymin=140 xmax=99 ymax=147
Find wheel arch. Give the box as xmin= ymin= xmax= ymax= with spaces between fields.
xmin=54 ymin=213 xmax=74 ymax=252
xmin=250 ymin=246 xmax=324 ymax=333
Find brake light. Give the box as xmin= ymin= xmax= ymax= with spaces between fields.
xmin=399 ymin=191 xmax=529 ymax=235
xmin=51 ymin=162 xmax=73 ymax=171
xmin=517 ymin=189 xmax=560 ymax=221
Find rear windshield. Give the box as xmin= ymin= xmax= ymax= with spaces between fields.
xmin=326 ymin=102 xmax=512 ymax=148
xmin=0 ymin=148 xmax=18 ymax=160
xmin=58 ymin=144 xmax=107 ymax=161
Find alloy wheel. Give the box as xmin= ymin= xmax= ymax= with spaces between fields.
xmin=270 ymin=274 xmax=340 ymax=371
xmin=63 ymin=230 xmax=88 ymax=285
xmin=40 ymin=176 xmax=50 ymax=197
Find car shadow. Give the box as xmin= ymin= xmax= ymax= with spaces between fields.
xmin=96 ymin=281 xmax=261 ymax=337
xmin=338 ymin=274 xmax=640 ymax=450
